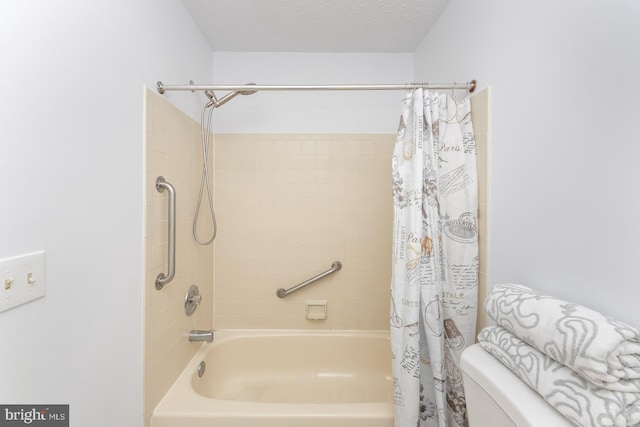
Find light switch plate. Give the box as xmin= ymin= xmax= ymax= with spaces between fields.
xmin=0 ymin=251 xmax=46 ymax=313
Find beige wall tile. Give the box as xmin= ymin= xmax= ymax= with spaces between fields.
xmin=143 ymin=89 xmax=214 ymax=425
xmin=213 ymin=134 xmax=395 ymax=330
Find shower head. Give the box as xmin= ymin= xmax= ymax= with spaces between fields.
xmin=238 ymin=83 xmax=258 ymax=96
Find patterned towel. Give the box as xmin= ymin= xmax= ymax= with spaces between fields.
xmin=479 ymin=326 xmax=640 ymax=427
xmin=485 ymin=284 xmax=640 ymax=393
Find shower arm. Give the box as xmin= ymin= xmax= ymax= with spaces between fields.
xmin=204 ymin=86 xmax=256 ymax=108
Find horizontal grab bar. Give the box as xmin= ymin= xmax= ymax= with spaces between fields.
xmin=276 ymin=261 xmax=342 ymax=298
xmin=155 ymin=176 xmax=176 ymax=290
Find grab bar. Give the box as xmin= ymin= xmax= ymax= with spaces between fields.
xmin=276 ymin=261 xmax=342 ymax=298
xmin=155 ymin=176 xmax=176 ymax=290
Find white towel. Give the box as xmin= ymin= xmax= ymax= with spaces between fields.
xmin=485 ymin=284 xmax=640 ymax=393
xmin=479 ymin=326 xmax=640 ymax=427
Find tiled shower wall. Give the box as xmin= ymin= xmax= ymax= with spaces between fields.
xmin=213 ymin=134 xmax=394 ymax=330
xmin=143 ymin=89 xmax=214 ymax=426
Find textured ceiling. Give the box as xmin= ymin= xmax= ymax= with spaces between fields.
xmin=182 ymin=0 xmax=451 ymax=52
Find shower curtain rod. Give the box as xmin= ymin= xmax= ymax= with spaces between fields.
xmin=156 ymin=80 xmax=476 ymax=94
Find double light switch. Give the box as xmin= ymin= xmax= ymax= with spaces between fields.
xmin=1 ymin=251 xmax=46 ymax=313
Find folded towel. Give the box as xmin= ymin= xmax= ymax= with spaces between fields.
xmin=479 ymin=326 xmax=640 ymax=427
xmin=485 ymin=284 xmax=640 ymax=393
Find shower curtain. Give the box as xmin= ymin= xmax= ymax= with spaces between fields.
xmin=391 ymin=89 xmax=478 ymax=427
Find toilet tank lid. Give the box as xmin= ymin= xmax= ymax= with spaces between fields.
xmin=460 ymin=344 xmax=573 ymax=427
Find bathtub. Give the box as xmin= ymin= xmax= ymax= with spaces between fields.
xmin=151 ymin=330 xmax=393 ymax=427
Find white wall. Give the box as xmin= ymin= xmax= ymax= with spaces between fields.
xmin=211 ymin=52 xmax=414 ymax=133
xmin=415 ymin=0 xmax=640 ymax=326
xmin=0 ymin=2 xmax=211 ymax=426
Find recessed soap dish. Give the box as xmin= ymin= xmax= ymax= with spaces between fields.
xmin=305 ymin=300 xmax=327 ymax=320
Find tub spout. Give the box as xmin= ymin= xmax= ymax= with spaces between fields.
xmin=189 ymin=329 xmax=214 ymax=343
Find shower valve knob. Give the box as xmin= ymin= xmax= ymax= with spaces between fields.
xmin=184 ymin=284 xmax=202 ymax=316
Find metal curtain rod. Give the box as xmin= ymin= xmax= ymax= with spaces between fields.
xmin=156 ymin=80 xmax=477 ymax=94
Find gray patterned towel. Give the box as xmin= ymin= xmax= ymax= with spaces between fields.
xmin=485 ymin=284 xmax=640 ymax=393
xmin=479 ymin=326 xmax=640 ymax=427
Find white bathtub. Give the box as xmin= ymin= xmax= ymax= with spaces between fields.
xmin=151 ymin=330 xmax=393 ymax=427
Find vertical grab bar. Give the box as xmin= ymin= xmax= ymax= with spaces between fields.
xmin=155 ymin=176 xmax=176 ymax=290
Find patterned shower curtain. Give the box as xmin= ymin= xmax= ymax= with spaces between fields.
xmin=390 ymin=88 xmax=478 ymax=427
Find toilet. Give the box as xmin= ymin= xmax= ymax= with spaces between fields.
xmin=460 ymin=344 xmax=573 ymax=427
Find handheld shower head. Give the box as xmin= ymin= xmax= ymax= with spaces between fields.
xmin=238 ymin=83 xmax=258 ymax=96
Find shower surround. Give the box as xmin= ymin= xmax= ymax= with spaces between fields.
xmin=213 ymin=133 xmax=394 ymax=329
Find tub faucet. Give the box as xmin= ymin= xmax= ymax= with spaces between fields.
xmin=189 ymin=329 xmax=214 ymax=343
